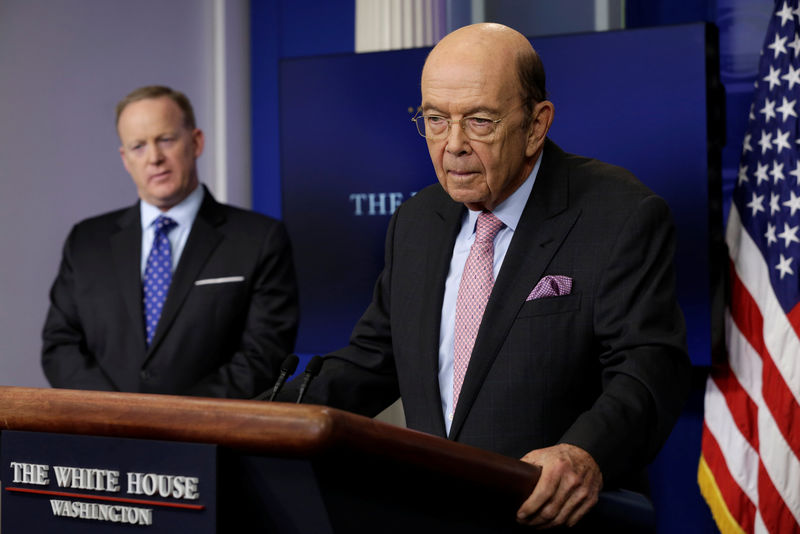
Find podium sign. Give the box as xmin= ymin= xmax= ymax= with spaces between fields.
xmin=1 ymin=431 xmax=216 ymax=533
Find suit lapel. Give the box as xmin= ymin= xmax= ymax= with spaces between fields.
xmin=146 ymin=188 xmax=225 ymax=357
xmin=417 ymin=193 xmax=465 ymax=438
xmin=110 ymin=204 xmax=147 ymax=356
xmin=449 ymin=140 xmax=582 ymax=439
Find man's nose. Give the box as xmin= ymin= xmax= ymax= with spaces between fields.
xmin=445 ymin=122 xmax=471 ymax=154
xmin=146 ymin=142 xmax=165 ymax=164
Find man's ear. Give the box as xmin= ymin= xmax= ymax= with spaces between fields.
xmin=119 ymin=145 xmax=132 ymax=175
xmin=526 ymin=100 xmax=554 ymax=158
xmin=192 ymin=128 xmax=205 ymax=158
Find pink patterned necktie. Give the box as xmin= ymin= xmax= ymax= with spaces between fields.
xmin=452 ymin=211 xmax=505 ymax=417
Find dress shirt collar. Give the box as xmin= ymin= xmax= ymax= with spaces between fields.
xmin=140 ymin=184 xmax=204 ymax=231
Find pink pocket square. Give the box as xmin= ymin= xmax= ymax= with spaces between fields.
xmin=526 ymin=275 xmax=572 ymax=301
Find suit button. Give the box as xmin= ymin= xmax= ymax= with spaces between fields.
xmin=140 ymin=370 xmax=151 ymax=381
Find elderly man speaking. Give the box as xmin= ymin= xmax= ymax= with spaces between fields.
xmin=280 ymin=23 xmax=690 ymax=529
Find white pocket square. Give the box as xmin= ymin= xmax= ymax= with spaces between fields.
xmin=194 ymin=276 xmax=245 ymax=286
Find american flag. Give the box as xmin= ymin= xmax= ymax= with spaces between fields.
xmin=698 ymin=1 xmax=800 ymax=532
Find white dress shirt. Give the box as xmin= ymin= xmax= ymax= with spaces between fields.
xmin=139 ymin=184 xmax=204 ymax=277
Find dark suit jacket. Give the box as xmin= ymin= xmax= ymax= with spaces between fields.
xmin=42 ymin=186 xmax=299 ymax=398
xmin=281 ymin=140 xmax=690 ymax=488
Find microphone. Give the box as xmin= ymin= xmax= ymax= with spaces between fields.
xmin=296 ymin=355 xmax=323 ymax=404
xmin=253 ymin=354 xmax=299 ymax=401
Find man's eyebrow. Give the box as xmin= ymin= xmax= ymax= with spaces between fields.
xmin=420 ymin=104 xmax=500 ymax=116
xmin=420 ymin=103 xmax=443 ymax=114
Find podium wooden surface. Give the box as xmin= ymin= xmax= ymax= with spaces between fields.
xmin=0 ymin=386 xmax=540 ymax=532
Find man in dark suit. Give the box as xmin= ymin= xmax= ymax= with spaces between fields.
xmin=42 ymin=85 xmax=299 ymax=399
xmin=279 ymin=23 xmax=690 ymax=528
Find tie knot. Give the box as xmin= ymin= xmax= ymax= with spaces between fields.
xmin=154 ymin=215 xmax=177 ymax=235
xmin=475 ymin=211 xmax=504 ymax=244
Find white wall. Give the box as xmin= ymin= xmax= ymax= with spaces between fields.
xmin=0 ymin=0 xmax=249 ymax=387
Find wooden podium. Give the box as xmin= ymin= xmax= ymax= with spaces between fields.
xmin=0 ymin=386 xmax=540 ymax=532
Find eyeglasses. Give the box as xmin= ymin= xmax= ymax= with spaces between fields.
xmin=411 ymin=108 xmax=508 ymax=142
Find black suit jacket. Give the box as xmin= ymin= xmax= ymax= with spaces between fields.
xmin=42 ymin=187 xmax=299 ymax=398
xmin=282 ymin=140 xmax=690 ymax=487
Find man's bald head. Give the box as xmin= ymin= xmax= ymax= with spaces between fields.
xmin=423 ymin=23 xmax=546 ymax=120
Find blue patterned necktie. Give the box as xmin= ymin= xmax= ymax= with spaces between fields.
xmin=143 ymin=215 xmax=177 ymax=346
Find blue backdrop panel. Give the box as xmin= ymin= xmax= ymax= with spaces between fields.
xmin=280 ymin=46 xmax=431 ymax=351
xmin=279 ymin=23 xmax=720 ymax=366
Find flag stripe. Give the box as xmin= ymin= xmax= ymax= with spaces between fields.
xmin=720 ymin=310 xmax=761 ymax=451
xmin=788 ymin=301 xmax=800 ymax=339
xmin=727 ymin=207 xmax=800 ymax=413
xmin=754 ymin=513 xmax=769 ymax=534
xmin=758 ymin=459 xmax=800 ymax=533
xmin=704 ymin=376 xmax=761 ymax=506
xmin=757 ymin=405 xmax=800 ymax=526
xmin=699 ymin=427 xmax=756 ymax=532
xmin=728 ymin=252 xmax=800 ymax=457
xmin=724 ymin=301 xmax=763 ymax=405
xmin=761 ymin=350 xmax=800 ymax=457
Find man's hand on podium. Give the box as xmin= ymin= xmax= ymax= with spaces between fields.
xmin=516 ymin=443 xmax=602 ymax=528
